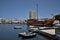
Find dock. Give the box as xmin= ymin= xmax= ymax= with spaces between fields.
xmin=39 ymin=29 xmax=57 ymax=40
xmin=40 ymin=29 xmax=55 ymax=35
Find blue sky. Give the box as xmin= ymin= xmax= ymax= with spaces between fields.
xmin=0 ymin=0 xmax=60 ymax=19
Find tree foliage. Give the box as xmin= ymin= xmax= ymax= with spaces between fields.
xmin=55 ymin=14 xmax=60 ymax=21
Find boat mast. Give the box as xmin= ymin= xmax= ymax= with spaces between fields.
xmin=36 ymin=4 xmax=38 ymax=20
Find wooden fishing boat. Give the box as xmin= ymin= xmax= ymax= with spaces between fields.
xmin=27 ymin=17 xmax=55 ymax=26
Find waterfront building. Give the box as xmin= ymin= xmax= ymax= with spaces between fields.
xmin=20 ymin=18 xmax=25 ymax=23
xmin=4 ymin=18 xmax=12 ymax=23
xmin=11 ymin=18 xmax=25 ymax=24
xmin=29 ymin=11 xmax=37 ymax=19
xmin=0 ymin=18 xmax=26 ymax=24
xmin=0 ymin=18 xmax=2 ymax=23
xmin=1 ymin=18 xmax=6 ymax=23
xmin=14 ymin=18 xmax=21 ymax=23
xmin=11 ymin=19 xmax=19 ymax=24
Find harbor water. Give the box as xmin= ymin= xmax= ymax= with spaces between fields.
xmin=0 ymin=24 xmax=50 ymax=40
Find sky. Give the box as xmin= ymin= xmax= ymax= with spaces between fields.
xmin=0 ymin=0 xmax=60 ymax=19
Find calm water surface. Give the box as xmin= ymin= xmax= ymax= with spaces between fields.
xmin=0 ymin=24 xmax=50 ymax=40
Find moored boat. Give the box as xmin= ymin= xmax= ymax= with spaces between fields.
xmin=14 ymin=25 xmax=23 ymax=29
xmin=29 ymin=28 xmax=39 ymax=33
xmin=29 ymin=25 xmax=35 ymax=28
xmin=18 ymin=32 xmax=36 ymax=38
xmin=55 ymin=23 xmax=60 ymax=27
xmin=27 ymin=17 xmax=55 ymax=26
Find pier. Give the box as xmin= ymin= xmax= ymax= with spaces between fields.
xmin=39 ymin=29 xmax=55 ymax=35
xmin=39 ymin=29 xmax=57 ymax=40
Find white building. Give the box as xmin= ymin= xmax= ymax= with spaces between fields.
xmin=1 ymin=18 xmax=12 ymax=23
xmin=0 ymin=18 xmax=2 ymax=23
xmin=20 ymin=18 xmax=25 ymax=23
xmin=29 ymin=11 xmax=37 ymax=19
xmin=11 ymin=19 xmax=19 ymax=24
